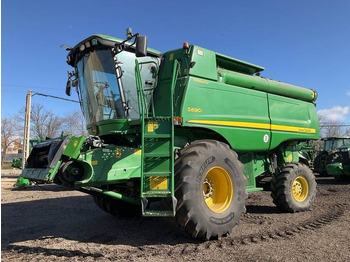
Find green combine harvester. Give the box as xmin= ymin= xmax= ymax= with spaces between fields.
xmin=20 ymin=29 xmax=319 ymax=240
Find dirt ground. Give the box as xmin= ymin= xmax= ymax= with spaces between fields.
xmin=1 ymin=169 xmax=350 ymax=262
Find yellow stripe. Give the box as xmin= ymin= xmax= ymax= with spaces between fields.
xmin=188 ymin=120 xmax=270 ymax=129
xmin=187 ymin=120 xmax=316 ymax=134
xmin=193 ymin=78 xmax=209 ymax=84
xmin=270 ymin=124 xmax=316 ymax=134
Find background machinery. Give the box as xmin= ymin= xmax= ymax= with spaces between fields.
xmin=314 ymin=137 xmax=350 ymax=176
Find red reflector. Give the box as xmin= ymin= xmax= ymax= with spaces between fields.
xmin=173 ymin=116 xmax=183 ymax=125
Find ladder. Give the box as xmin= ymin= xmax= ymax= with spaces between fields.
xmin=135 ymin=60 xmax=179 ymax=216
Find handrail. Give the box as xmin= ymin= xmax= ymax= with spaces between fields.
xmin=135 ymin=60 xmax=159 ymax=118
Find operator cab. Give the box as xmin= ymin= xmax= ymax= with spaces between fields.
xmin=65 ymin=30 xmax=161 ymax=136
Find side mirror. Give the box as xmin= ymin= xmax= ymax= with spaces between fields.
xmin=72 ymin=79 xmax=79 ymax=87
xmin=66 ymin=80 xmax=72 ymax=96
xmin=136 ymin=35 xmax=147 ymax=57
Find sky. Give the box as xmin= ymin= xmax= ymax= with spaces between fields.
xmin=1 ymin=0 xmax=350 ymax=123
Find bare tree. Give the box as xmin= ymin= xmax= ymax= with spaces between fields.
xmin=61 ymin=110 xmax=87 ymax=136
xmin=30 ymin=103 xmax=64 ymax=138
xmin=346 ymin=128 xmax=350 ymax=136
xmin=1 ymin=116 xmax=21 ymax=166
xmin=18 ymin=104 xmax=87 ymax=140
xmin=318 ymin=113 xmax=348 ymax=138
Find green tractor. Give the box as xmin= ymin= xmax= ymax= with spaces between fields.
xmin=326 ymin=144 xmax=350 ymax=180
xmin=20 ymin=29 xmax=319 ymax=240
xmin=12 ymin=138 xmax=45 ymax=169
xmin=314 ymin=137 xmax=350 ymax=176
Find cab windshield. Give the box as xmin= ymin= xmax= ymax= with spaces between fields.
xmin=77 ymin=49 xmax=158 ymax=125
xmin=77 ymin=49 xmax=123 ymax=125
xmin=324 ymin=138 xmax=350 ymax=151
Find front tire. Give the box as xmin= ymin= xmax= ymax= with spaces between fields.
xmin=271 ymin=162 xmax=316 ymax=212
xmin=174 ymin=140 xmax=247 ymax=240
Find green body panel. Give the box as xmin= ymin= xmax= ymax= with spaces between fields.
xmin=87 ymin=119 xmax=134 ymax=136
xmin=75 ymin=145 xmax=142 ymax=186
xmin=179 ymin=76 xmax=270 ymax=151
xmin=239 ymin=153 xmax=267 ymax=190
xmin=268 ymin=94 xmax=319 ymax=149
xmin=176 ymin=76 xmax=318 ymax=152
xmin=62 ymin=136 xmax=86 ymax=158
xmin=326 ymin=162 xmax=350 ymax=176
xmin=188 ymin=46 xmax=218 ymax=80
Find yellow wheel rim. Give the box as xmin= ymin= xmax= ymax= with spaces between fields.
xmin=292 ymin=176 xmax=309 ymax=202
xmin=203 ymin=166 xmax=233 ymax=213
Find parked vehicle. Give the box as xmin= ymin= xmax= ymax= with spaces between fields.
xmin=20 ymin=29 xmax=319 ymax=239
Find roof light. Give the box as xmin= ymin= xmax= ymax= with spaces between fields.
xmin=91 ymin=39 xmax=98 ymax=46
xmin=85 ymin=41 xmax=91 ymax=48
xmin=183 ymin=42 xmax=189 ymax=50
xmin=79 ymin=44 xmax=85 ymax=51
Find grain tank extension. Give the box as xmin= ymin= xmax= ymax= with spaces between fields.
xmin=21 ymin=29 xmax=319 ymax=240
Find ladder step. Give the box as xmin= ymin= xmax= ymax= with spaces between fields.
xmin=144 ymin=134 xmax=171 ymax=138
xmin=144 ymin=153 xmax=171 ymax=158
xmin=141 ymin=196 xmax=177 ymax=217
xmin=142 ymin=191 xmax=172 ymax=196
xmin=143 ymin=210 xmax=175 ymax=217
xmin=146 ymin=117 xmax=171 ymax=121
xmin=144 ymin=171 xmax=171 ymax=176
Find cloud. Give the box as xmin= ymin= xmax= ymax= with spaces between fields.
xmin=318 ymin=106 xmax=350 ymax=121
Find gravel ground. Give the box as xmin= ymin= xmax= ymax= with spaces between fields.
xmin=1 ymin=169 xmax=350 ymax=261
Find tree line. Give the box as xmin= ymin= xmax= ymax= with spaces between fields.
xmin=1 ymin=103 xmax=86 ymax=165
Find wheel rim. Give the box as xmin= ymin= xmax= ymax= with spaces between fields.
xmin=292 ymin=176 xmax=309 ymax=202
xmin=203 ymin=166 xmax=233 ymax=213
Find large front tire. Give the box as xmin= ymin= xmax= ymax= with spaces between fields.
xmin=271 ymin=162 xmax=316 ymax=212
xmin=174 ymin=140 xmax=247 ymax=240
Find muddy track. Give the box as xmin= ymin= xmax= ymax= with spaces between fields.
xmin=2 ymin=175 xmax=350 ymax=261
xmin=81 ymin=203 xmax=347 ymax=260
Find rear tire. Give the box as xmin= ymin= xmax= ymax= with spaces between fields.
xmin=174 ymin=140 xmax=247 ymax=240
xmin=271 ymin=162 xmax=316 ymax=212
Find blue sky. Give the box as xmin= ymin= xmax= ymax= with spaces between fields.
xmin=2 ymin=0 xmax=350 ymax=122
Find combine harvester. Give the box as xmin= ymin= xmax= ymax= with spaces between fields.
xmin=20 ymin=29 xmax=319 ymax=240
